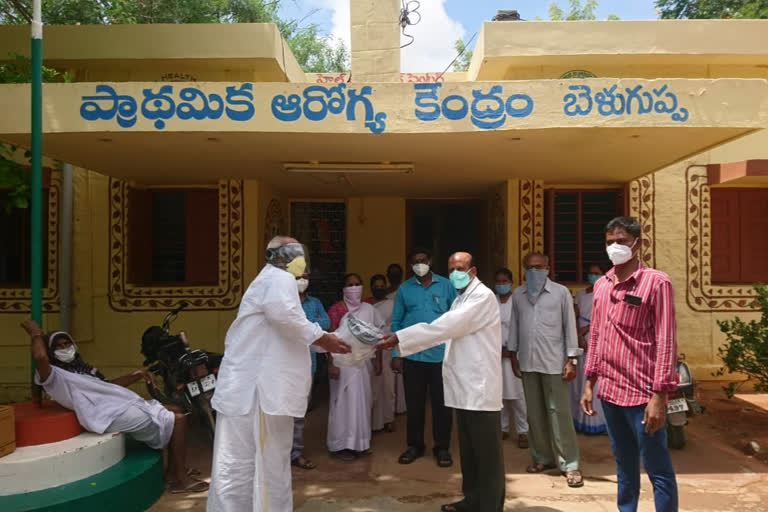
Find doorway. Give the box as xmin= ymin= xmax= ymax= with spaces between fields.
xmin=406 ymin=200 xmax=489 ymax=282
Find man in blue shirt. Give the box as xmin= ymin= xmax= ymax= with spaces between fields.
xmin=291 ymin=273 xmax=331 ymax=470
xmin=391 ymin=247 xmax=457 ymax=467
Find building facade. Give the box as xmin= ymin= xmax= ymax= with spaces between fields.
xmin=1 ymin=7 xmax=767 ymax=401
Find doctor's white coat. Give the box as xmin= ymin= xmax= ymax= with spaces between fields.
xmin=396 ymin=278 xmax=503 ymax=412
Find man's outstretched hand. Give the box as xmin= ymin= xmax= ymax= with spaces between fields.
xmin=376 ymin=333 xmax=399 ymax=351
xmin=312 ymin=333 xmax=351 ymax=354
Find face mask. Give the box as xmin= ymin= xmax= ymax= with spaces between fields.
xmin=54 ymin=345 xmax=77 ymax=363
xmin=606 ymin=240 xmax=636 ymax=266
xmin=586 ymin=273 xmax=601 ymax=285
xmin=372 ymin=288 xmax=388 ymax=300
xmin=343 ymin=285 xmax=363 ymax=306
xmin=525 ymin=268 xmax=549 ymax=297
xmin=296 ymin=278 xmax=309 ymax=293
xmin=450 ymin=270 xmax=471 ymax=290
xmin=495 ymin=284 xmax=512 ymax=296
xmin=412 ymin=263 xmax=430 ymax=277
xmin=285 ymin=256 xmax=306 ymax=277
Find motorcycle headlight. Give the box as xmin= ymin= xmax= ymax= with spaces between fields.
xmin=677 ymin=363 xmax=693 ymax=387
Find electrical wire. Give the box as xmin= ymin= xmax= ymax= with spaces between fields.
xmin=399 ymin=0 xmax=422 ymax=49
xmin=436 ymin=31 xmax=477 ymax=81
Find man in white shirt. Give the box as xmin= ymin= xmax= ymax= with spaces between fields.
xmin=377 ymin=252 xmax=505 ymax=512
xmin=508 ymin=252 xmax=582 ymax=488
xmin=207 ymin=237 xmax=350 ymax=512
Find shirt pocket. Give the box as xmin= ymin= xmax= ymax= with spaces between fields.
xmin=614 ymin=301 xmax=652 ymax=333
xmin=539 ymin=308 xmax=560 ymax=328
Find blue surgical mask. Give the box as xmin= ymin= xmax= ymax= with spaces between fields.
xmin=586 ymin=273 xmax=601 ymax=285
xmin=525 ymin=268 xmax=548 ymax=297
xmin=450 ymin=270 xmax=471 ymax=290
xmin=495 ymin=284 xmax=512 ymax=296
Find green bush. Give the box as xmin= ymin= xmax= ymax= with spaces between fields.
xmin=715 ymin=284 xmax=768 ymax=397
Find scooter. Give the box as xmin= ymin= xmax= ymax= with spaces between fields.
xmin=666 ymin=353 xmax=704 ymax=449
xmin=140 ymin=302 xmax=221 ymax=441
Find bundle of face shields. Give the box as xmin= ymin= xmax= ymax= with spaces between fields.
xmin=331 ymin=313 xmax=383 ymax=367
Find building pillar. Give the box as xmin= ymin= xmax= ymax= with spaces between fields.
xmin=350 ymin=0 xmax=401 ymax=82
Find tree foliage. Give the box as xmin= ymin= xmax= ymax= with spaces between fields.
xmin=0 ymin=0 xmax=349 ymax=72
xmin=656 ymin=0 xmax=768 ymax=19
xmin=547 ymin=0 xmax=619 ymax=20
xmin=452 ymin=38 xmax=473 ymax=72
xmin=715 ymin=284 xmax=768 ymax=396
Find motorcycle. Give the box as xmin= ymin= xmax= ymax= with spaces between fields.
xmin=666 ymin=353 xmax=704 ymax=449
xmin=140 ymin=302 xmax=220 ymax=441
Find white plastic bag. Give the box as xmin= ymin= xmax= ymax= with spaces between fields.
xmin=331 ymin=313 xmax=383 ymax=367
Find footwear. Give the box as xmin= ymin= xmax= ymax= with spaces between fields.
xmin=526 ymin=463 xmax=557 ymax=473
xmin=330 ymin=449 xmax=357 ymax=462
xmin=435 ymin=448 xmax=453 ymax=468
xmin=517 ymin=433 xmax=529 ymax=449
xmin=564 ymin=470 xmax=584 ymax=488
xmin=440 ymin=500 xmax=468 ymax=512
xmin=291 ymin=456 xmax=317 ymax=470
xmin=383 ymin=422 xmax=396 ymax=433
xmin=502 ymin=431 xmax=510 ymax=440
xmin=357 ymin=448 xmax=373 ymax=457
xmin=169 ymin=479 xmax=209 ymax=494
xmin=398 ymin=446 xmax=425 ymax=464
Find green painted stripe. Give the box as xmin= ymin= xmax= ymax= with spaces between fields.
xmin=0 ymin=440 xmax=164 ymax=512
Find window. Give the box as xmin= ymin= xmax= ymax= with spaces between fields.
xmin=545 ymin=189 xmax=623 ymax=283
xmin=0 ymin=189 xmax=49 ymax=288
xmin=290 ymin=202 xmax=346 ymax=309
xmin=711 ymin=188 xmax=768 ymax=284
xmin=127 ymin=188 xmax=218 ymax=286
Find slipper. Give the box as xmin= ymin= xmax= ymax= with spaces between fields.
xmin=564 ymin=470 xmax=584 ymax=488
xmin=330 ymin=449 xmax=357 ymax=462
xmin=169 ymin=480 xmax=209 ymax=494
xmin=440 ymin=501 xmax=468 ymax=512
xmin=526 ymin=463 xmax=557 ymax=473
xmin=291 ymin=456 xmax=317 ymax=470
xmin=186 ymin=467 xmax=202 ymax=477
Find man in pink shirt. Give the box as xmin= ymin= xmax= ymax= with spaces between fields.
xmin=581 ymin=216 xmax=678 ymax=512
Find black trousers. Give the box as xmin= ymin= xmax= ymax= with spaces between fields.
xmin=456 ymin=409 xmax=506 ymax=512
xmin=402 ymin=359 xmax=453 ymax=453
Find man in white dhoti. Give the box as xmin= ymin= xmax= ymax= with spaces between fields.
xmin=378 ymin=252 xmax=506 ymax=512
xmin=326 ymin=273 xmax=386 ymax=461
xmin=370 ymin=274 xmax=396 ymax=433
xmin=207 ymin=237 xmax=350 ymax=512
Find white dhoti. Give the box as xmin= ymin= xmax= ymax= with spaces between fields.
xmin=395 ymin=372 xmax=407 ymax=414
xmin=328 ymin=361 xmax=373 ymax=452
xmin=500 ymin=357 xmax=528 ymax=434
xmin=207 ymin=391 xmax=294 ymax=512
xmin=371 ymin=350 xmax=396 ymax=431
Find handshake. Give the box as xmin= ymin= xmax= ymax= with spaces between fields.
xmin=312 ymin=332 xmax=400 ymax=353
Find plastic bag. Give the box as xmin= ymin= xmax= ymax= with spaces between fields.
xmin=331 ymin=313 xmax=383 ymax=367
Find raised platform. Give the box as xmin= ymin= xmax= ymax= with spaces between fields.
xmin=0 ymin=439 xmax=163 ymax=512
xmin=13 ymin=400 xmax=82 ymax=447
xmin=0 ymin=432 xmax=125 ymax=495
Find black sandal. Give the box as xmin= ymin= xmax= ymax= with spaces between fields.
xmin=440 ymin=501 xmax=468 ymax=512
xmin=435 ymin=449 xmax=453 ymax=468
xmin=398 ymin=446 xmax=424 ymax=464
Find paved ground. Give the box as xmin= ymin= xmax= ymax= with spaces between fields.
xmin=151 ymin=392 xmax=768 ymax=512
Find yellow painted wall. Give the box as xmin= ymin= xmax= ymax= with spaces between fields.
xmin=345 ymin=197 xmax=406 ymax=295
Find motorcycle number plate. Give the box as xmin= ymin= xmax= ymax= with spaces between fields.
xmin=187 ymin=381 xmax=201 ymax=397
xmin=201 ymin=374 xmax=216 ymax=393
xmin=666 ymin=398 xmax=688 ymax=414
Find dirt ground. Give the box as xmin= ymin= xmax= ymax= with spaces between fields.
xmin=151 ymin=387 xmax=768 ymax=512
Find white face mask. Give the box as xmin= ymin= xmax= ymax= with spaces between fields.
xmin=606 ymin=240 xmax=637 ymax=266
xmin=412 ymin=263 xmax=430 ymax=277
xmin=54 ymin=346 xmax=77 ymax=363
xmin=296 ymin=278 xmax=309 ymax=293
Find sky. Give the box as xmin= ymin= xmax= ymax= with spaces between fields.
xmin=279 ymin=0 xmax=660 ymax=72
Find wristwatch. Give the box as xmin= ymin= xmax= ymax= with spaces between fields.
xmin=569 ymin=357 xmax=578 ymax=366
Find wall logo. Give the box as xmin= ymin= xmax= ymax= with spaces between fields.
xmin=560 ymin=70 xmax=597 ymax=79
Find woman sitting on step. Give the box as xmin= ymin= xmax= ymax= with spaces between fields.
xmin=22 ymin=320 xmax=208 ymax=494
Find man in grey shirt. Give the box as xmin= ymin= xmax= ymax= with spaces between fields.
xmin=509 ymin=252 xmax=583 ymax=488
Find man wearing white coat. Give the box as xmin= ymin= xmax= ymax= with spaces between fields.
xmin=207 ymin=236 xmax=351 ymax=512
xmin=377 ymin=252 xmax=505 ymax=512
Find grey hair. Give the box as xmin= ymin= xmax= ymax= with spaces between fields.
xmin=523 ymin=252 xmax=549 ymax=266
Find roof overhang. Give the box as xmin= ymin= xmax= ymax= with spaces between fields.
xmin=0 ymin=23 xmax=305 ymax=83
xmin=708 ymin=159 xmax=768 ymax=186
xmin=1 ymin=78 xmax=766 ymax=197
xmin=470 ymin=20 xmax=768 ymax=81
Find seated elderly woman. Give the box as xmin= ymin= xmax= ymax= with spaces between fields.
xmin=22 ymin=320 xmax=208 ymax=494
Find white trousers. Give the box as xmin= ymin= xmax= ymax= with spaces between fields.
xmin=371 ymin=350 xmax=396 ymax=431
xmin=500 ymin=398 xmax=529 ymax=435
xmin=207 ymin=393 xmax=294 ymax=512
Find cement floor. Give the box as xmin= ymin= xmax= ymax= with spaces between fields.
xmin=150 ymin=398 xmax=768 ymax=512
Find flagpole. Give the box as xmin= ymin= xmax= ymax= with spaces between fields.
xmin=30 ymin=0 xmax=43 ymax=381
